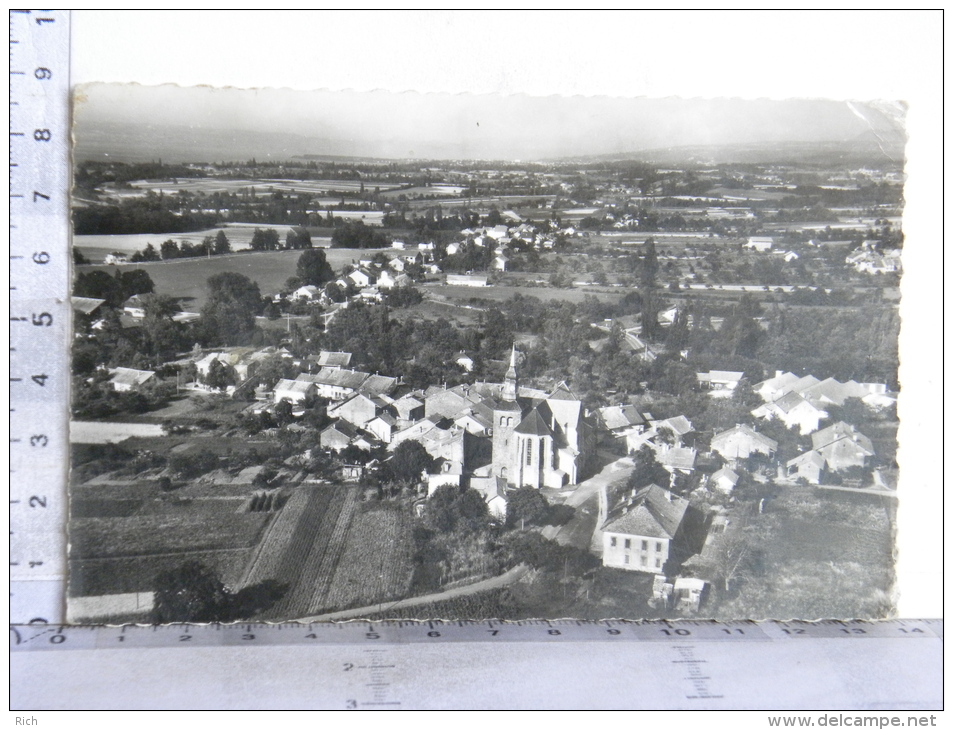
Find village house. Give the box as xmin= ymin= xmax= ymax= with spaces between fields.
xmin=785 ymin=450 xmax=827 ymax=484
xmin=696 ymin=370 xmax=745 ymax=396
xmin=709 ymin=466 xmax=740 ymax=494
xmin=710 ymin=424 xmax=778 ymax=461
xmin=292 ymin=285 xmax=320 ymax=301
xmin=122 ymin=294 xmax=149 ymax=319
xmin=328 ymin=392 xmax=385 ymax=429
xmin=366 ymin=413 xmax=398 ymax=444
xmin=273 ymin=378 xmax=316 ymax=406
xmin=314 ymin=351 xmax=352 ymax=371
xmin=745 ymin=236 xmax=775 ymax=252
xmin=811 ymin=421 xmax=875 ymax=471
xmin=348 ymin=267 xmax=377 ymax=288
xmin=751 ymin=391 xmax=827 ymax=435
xmin=446 ymin=274 xmax=489 ymax=287
xmin=108 ymin=367 xmax=155 ymax=392
xmin=391 ymin=394 xmax=425 ymax=423
xmin=320 ymin=421 xmax=362 ymax=452
xmin=601 ymin=484 xmax=699 ymax=574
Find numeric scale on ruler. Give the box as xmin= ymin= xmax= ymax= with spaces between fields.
xmin=5 ymin=11 xmax=942 ymax=710
xmin=9 ymin=9 xmax=71 ymax=625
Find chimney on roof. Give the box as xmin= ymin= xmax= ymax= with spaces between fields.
xmin=776 ymin=370 xmax=783 ymax=378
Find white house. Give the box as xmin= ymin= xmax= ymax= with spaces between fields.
xmin=292 ymin=285 xmax=320 ymax=301
xmin=108 ymin=367 xmax=155 ymax=392
xmin=745 ymin=236 xmax=775 ymax=252
xmin=602 ymin=484 xmax=692 ymax=574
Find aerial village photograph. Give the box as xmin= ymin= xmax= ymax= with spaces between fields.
xmin=66 ymin=83 xmax=905 ymax=624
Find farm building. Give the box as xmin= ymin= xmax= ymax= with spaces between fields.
xmin=108 ymin=367 xmax=156 ymax=392
xmin=446 ymin=274 xmax=489 ymax=287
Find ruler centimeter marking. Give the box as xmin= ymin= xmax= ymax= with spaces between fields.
xmin=9 ymin=9 xmax=71 ymax=624
xmin=8 ymin=618 xmax=943 ymax=651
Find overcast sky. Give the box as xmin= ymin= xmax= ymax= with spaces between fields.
xmin=73 ymin=82 xmax=905 ymax=162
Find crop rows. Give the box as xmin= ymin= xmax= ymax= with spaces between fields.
xmin=277 ymin=487 xmax=359 ymax=617
xmin=323 ymin=505 xmax=414 ymax=612
xmin=239 ymin=486 xmax=335 ymax=589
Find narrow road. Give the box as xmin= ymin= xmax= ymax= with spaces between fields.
xmin=300 ymin=565 xmax=529 ymax=621
xmin=542 ymin=454 xmax=635 ymax=554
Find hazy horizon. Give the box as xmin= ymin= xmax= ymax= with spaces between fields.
xmin=73 ymin=82 xmax=907 ymax=164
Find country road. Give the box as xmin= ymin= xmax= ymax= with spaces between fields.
xmin=300 ymin=565 xmax=530 ymax=621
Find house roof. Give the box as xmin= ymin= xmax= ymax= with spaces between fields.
xmin=598 ymin=404 xmax=646 ymax=431
xmin=324 ymin=420 xmax=360 ymax=439
xmin=786 ymin=450 xmax=827 ymax=469
xmin=655 ymin=415 xmax=694 ymax=437
xmin=698 ymin=370 xmax=744 ymax=383
xmin=712 ymin=424 xmax=778 ymax=451
xmin=108 ymin=367 xmax=155 ymax=387
xmin=603 ymin=484 xmax=689 ymax=540
xmin=801 ymin=377 xmax=850 ymax=406
xmin=371 ymin=413 xmax=398 ymax=427
xmin=755 ymin=371 xmax=800 ymax=395
xmin=811 ymin=422 xmax=874 ymax=454
xmin=275 ymin=379 xmax=315 ymax=395
xmin=773 ymin=391 xmax=814 ymax=414
xmin=316 ymin=351 xmax=352 ymax=368
xmin=72 ymin=296 xmax=105 ymax=315
xmin=360 ymin=374 xmax=398 ymax=396
xmin=548 ymin=382 xmax=578 ymax=401
xmin=659 ymin=447 xmax=697 ymax=471
xmin=514 ymin=408 xmax=554 ymax=437
xmin=312 ymin=368 xmax=370 ymax=390
xmin=711 ymin=467 xmax=740 ymax=485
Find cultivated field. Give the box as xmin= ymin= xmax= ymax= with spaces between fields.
xmin=75 ymin=246 xmax=390 ymax=310
xmin=423 ymin=282 xmax=626 ymax=306
xmin=323 ymin=502 xmax=415 ymax=611
xmin=68 ymin=507 xmax=271 ymax=597
xmin=117 ymin=178 xmax=404 ymax=197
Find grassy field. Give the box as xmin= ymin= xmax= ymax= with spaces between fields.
xmin=711 ymin=485 xmax=895 ymax=620
xmin=76 ymin=247 xmax=391 ymax=310
xmin=422 ymin=282 xmax=626 ymax=306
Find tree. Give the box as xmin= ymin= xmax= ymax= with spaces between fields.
xmin=74 ymin=270 xmax=124 ymax=307
xmin=160 ymin=239 xmax=180 ymax=260
xmin=141 ymin=293 xmax=185 ymax=362
xmin=200 ymin=272 xmax=263 ymax=345
xmin=204 ymin=359 xmax=237 ymax=391
xmin=286 ymin=227 xmax=312 ymax=250
xmin=506 ymin=487 xmax=550 ymax=528
xmin=73 ymin=248 xmax=91 ymax=265
xmin=296 ymin=248 xmax=335 ymax=287
xmin=118 ymin=269 xmax=155 ymax=300
xmin=627 ymin=445 xmax=669 ymax=489
xmin=640 ymin=237 xmax=661 ymax=340
xmin=152 ymin=561 xmax=233 ymax=623
xmin=381 ymin=441 xmax=435 ymax=486
xmin=250 ymin=228 xmax=280 ymax=251
xmin=213 ymin=230 xmax=231 ymax=255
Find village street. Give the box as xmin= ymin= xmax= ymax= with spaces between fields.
xmin=542 ymin=453 xmax=635 ymax=554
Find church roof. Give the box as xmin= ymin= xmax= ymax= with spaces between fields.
xmin=514 ymin=408 xmax=554 ymax=437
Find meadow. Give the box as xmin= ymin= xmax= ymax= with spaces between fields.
xmin=75 ymin=246 xmax=390 ymax=310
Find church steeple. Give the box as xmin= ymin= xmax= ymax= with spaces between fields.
xmin=503 ymin=343 xmax=519 ymax=401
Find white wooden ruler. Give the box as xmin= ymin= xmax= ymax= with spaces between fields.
xmin=8 ymin=9 xmax=72 ymax=624
xmin=10 ymin=619 xmax=942 ymax=709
